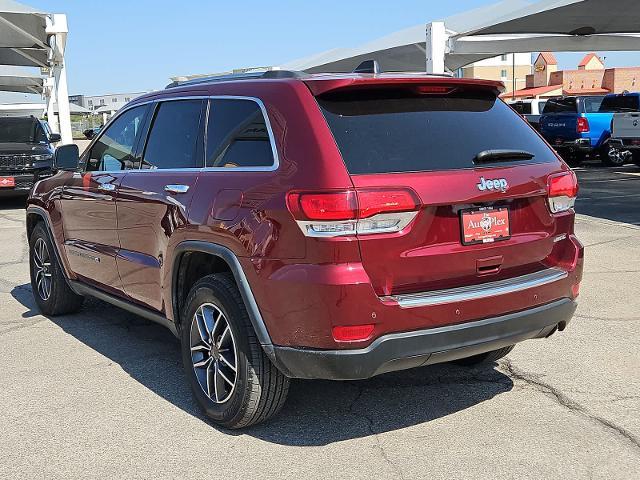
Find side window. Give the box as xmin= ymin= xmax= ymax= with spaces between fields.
xmin=87 ymin=105 xmax=147 ymax=171
xmin=206 ymin=99 xmax=275 ymax=168
xmin=141 ymin=100 xmax=204 ymax=170
xmin=34 ymin=123 xmax=48 ymax=143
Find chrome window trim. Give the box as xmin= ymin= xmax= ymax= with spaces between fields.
xmin=382 ymin=268 xmax=569 ymax=308
xmin=83 ymin=95 xmax=280 ymax=175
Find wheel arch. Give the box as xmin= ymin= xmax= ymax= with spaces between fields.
xmin=171 ymin=241 xmax=275 ymax=360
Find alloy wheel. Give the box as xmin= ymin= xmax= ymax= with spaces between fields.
xmin=32 ymin=238 xmax=52 ymax=301
xmin=190 ymin=303 xmax=238 ymax=404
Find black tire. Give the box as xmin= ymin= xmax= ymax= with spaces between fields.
xmin=180 ymin=273 xmax=289 ymax=429
xmin=453 ymin=345 xmax=515 ymax=366
xmin=632 ymin=151 xmax=640 ymax=166
xmin=29 ymin=222 xmax=84 ymax=315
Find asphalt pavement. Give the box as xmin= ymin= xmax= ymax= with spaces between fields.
xmin=0 ymin=163 xmax=638 ymax=479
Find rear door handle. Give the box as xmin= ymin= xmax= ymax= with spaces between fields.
xmin=164 ymin=184 xmax=190 ymax=194
xmin=98 ymin=183 xmax=116 ymax=192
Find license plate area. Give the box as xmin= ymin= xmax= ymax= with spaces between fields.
xmin=460 ymin=207 xmax=510 ymax=246
xmin=0 ymin=177 xmax=15 ymax=188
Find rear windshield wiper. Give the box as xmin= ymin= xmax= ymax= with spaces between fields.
xmin=474 ymin=149 xmax=535 ymax=164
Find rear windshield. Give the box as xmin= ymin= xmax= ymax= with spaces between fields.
xmin=510 ymin=102 xmax=532 ymax=115
xmin=583 ymin=96 xmax=604 ymax=113
xmin=0 ymin=117 xmax=41 ymax=143
xmin=318 ymin=88 xmax=556 ymax=174
xmin=542 ymin=98 xmax=577 ymax=114
xmin=599 ymin=95 xmax=640 ymax=112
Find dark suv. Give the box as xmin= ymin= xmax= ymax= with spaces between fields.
xmin=26 ymin=70 xmax=583 ymax=428
xmin=0 ymin=116 xmax=60 ymax=196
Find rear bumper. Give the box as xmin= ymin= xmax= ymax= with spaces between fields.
xmin=552 ymin=138 xmax=593 ymax=153
xmin=272 ymin=298 xmax=577 ymax=380
xmin=609 ymin=138 xmax=640 ymax=150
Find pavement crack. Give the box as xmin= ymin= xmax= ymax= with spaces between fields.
xmin=501 ymin=359 xmax=640 ymax=451
xmin=347 ymin=384 xmax=406 ymax=480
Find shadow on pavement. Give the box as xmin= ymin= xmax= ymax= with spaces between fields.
xmin=0 ymin=196 xmax=27 ymax=211
xmin=574 ymin=162 xmax=640 ymax=226
xmin=11 ymin=284 xmax=513 ymax=445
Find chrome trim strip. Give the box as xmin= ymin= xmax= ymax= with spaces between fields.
xmin=82 ymin=95 xmax=280 ymax=174
xmin=383 ymin=268 xmax=568 ymax=308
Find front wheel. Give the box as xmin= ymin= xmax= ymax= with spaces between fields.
xmin=181 ymin=273 xmax=289 ymax=428
xmin=29 ymin=222 xmax=84 ymax=315
xmin=453 ymin=345 xmax=515 ymax=366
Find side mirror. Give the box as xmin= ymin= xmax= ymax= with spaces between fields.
xmin=49 ymin=133 xmax=62 ymax=143
xmin=54 ymin=144 xmax=80 ymax=171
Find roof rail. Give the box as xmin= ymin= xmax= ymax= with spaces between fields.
xmin=165 ymin=70 xmax=308 ymax=89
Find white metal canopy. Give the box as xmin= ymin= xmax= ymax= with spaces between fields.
xmin=279 ymin=0 xmax=640 ymax=75
xmin=0 ymin=0 xmax=72 ymax=142
xmin=0 ymin=73 xmax=42 ymax=93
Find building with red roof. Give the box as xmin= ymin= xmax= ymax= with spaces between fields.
xmin=502 ymin=52 xmax=640 ymax=99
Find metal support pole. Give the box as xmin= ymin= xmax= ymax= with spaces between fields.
xmin=425 ymin=22 xmax=447 ymax=74
xmin=53 ymin=62 xmax=72 ymax=144
xmin=45 ymin=77 xmax=59 ymax=132
xmin=46 ymin=14 xmax=72 ymax=144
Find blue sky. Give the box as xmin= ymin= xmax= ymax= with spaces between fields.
xmin=23 ymin=0 xmax=640 ymax=96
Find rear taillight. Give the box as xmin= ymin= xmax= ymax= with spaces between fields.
xmin=577 ymin=117 xmax=590 ymax=133
xmin=287 ymin=188 xmax=420 ymax=237
xmin=547 ymin=171 xmax=579 ymax=213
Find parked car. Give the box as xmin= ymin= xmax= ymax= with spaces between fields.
xmin=507 ymin=98 xmax=548 ymax=131
xmin=26 ymin=69 xmax=583 ymax=428
xmin=601 ymin=93 xmax=640 ymax=166
xmin=539 ymin=95 xmax=615 ymax=166
xmin=0 ymin=116 xmax=60 ymax=197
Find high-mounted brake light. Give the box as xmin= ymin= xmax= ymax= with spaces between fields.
xmin=287 ymin=188 xmax=420 ymax=237
xmin=415 ymin=86 xmax=455 ymax=95
xmin=577 ymin=117 xmax=590 ymax=133
xmin=547 ymin=171 xmax=578 ymax=213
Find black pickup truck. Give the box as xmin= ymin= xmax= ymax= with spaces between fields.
xmin=0 ymin=116 xmax=60 ymax=197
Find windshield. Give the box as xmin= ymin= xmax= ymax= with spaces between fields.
xmin=318 ymin=88 xmax=557 ymax=174
xmin=0 ymin=117 xmax=40 ymax=143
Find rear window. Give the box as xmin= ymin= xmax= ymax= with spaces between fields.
xmin=599 ymin=95 xmax=640 ymax=112
xmin=542 ymin=98 xmax=577 ymax=114
xmin=318 ymin=89 xmax=556 ymax=175
xmin=510 ymin=102 xmax=532 ymax=115
xmin=583 ymin=96 xmax=604 ymax=113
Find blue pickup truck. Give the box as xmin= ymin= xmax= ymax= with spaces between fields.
xmin=539 ymin=93 xmax=640 ymax=166
xmin=539 ymin=95 xmax=613 ymax=166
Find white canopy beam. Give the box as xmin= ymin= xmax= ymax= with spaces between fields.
xmin=46 ymin=13 xmax=71 ymax=144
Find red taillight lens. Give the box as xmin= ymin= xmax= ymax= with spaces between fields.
xmin=548 ymin=171 xmax=579 ymax=198
xmin=287 ymin=191 xmax=357 ymax=221
xmin=547 ymin=171 xmax=578 ymax=213
xmin=357 ymin=189 xmax=419 ymax=218
xmin=332 ymin=324 xmax=375 ymax=342
xmin=577 ymin=117 xmax=590 ymax=133
xmin=287 ymin=188 xmax=420 ymax=237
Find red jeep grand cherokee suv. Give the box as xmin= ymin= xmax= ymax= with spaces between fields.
xmin=26 ymin=70 xmax=583 ymax=428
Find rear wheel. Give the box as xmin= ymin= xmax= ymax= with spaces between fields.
xmin=29 ymin=222 xmax=84 ymax=315
xmin=601 ymin=145 xmax=627 ymax=167
xmin=181 ymin=273 xmax=289 ymax=428
xmin=453 ymin=345 xmax=515 ymax=366
xmin=632 ymin=151 xmax=640 ymax=166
